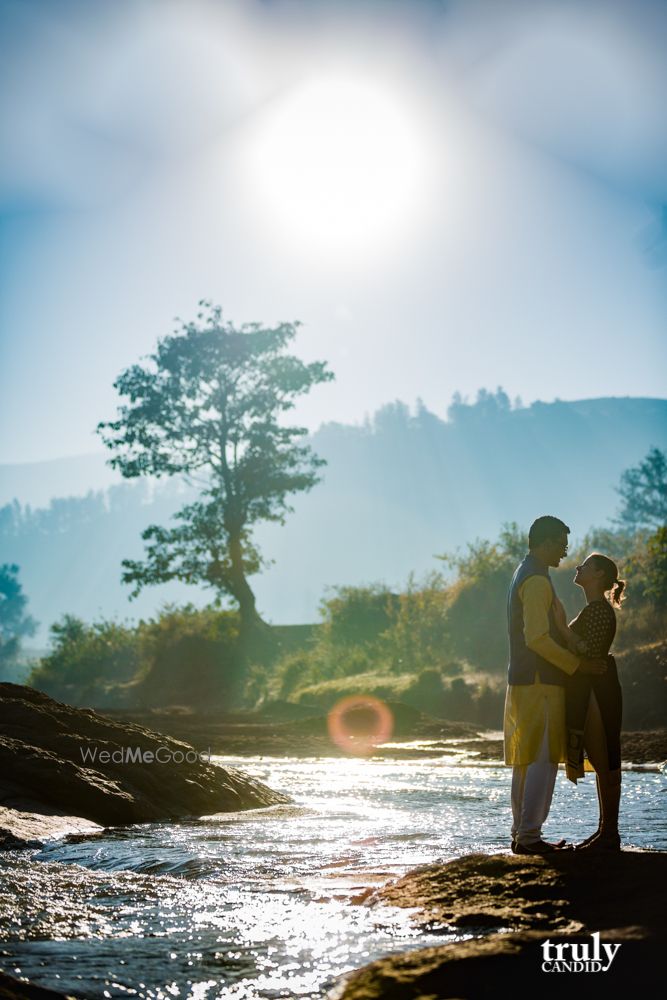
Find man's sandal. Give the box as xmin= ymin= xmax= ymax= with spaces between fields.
xmin=513 ymin=838 xmax=567 ymax=855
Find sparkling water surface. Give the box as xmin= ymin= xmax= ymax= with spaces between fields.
xmin=1 ymin=754 xmax=665 ymax=999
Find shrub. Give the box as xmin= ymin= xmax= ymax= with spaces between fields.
xmin=389 ymin=572 xmax=450 ymax=672
xmin=441 ymin=677 xmax=474 ymax=721
xmin=137 ymin=604 xmax=241 ymax=709
xmin=320 ymin=584 xmax=398 ymax=647
xmin=29 ymin=614 xmax=140 ymax=704
xmin=29 ymin=604 xmax=242 ymax=709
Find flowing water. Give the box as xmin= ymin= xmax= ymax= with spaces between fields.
xmin=1 ymin=752 xmax=665 ymax=999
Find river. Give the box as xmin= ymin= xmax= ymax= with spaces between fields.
xmin=1 ymin=753 xmax=665 ymax=999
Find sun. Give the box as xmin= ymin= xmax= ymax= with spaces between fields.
xmin=243 ymin=74 xmax=431 ymax=258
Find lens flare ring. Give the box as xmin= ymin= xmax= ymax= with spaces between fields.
xmin=327 ymin=695 xmax=394 ymax=756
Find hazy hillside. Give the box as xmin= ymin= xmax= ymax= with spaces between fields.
xmin=1 ymin=394 xmax=665 ymax=642
xmin=0 ymin=452 xmax=121 ymax=508
xmin=253 ymin=393 xmax=667 ymax=621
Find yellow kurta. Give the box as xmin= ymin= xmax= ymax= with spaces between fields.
xmin=504 ymin=575 xmax=580 ymax=766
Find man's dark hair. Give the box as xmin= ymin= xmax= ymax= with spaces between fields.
xmin=528 ymin=515 xmax=570 ymax=549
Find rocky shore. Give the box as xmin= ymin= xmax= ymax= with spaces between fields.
xmin=0 ymin=970 xmax=77 ymax=1000
xmin=0 ymin=683 xmax=290 ymax=848
xmin=103 ymin=703 xmax=667 ymax=765
xmin=332 ymin=850 xmax=666 ymax=997
xmin=104 ymin=701 xmax=483 ymax=758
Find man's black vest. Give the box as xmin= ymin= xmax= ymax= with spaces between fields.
xmin=507 ymin=553 xmax=570 ymax=686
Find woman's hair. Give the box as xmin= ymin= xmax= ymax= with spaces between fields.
xmin=589 ymin=552 xmax=626 ymax=607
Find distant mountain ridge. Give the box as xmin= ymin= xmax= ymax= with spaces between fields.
xmin=1 ymin=394 xmax=665 ymax=641
xmin=0 ymin=452 xmax=121 ymax=508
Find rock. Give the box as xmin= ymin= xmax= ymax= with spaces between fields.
xmin=0 ymin=683 xmax=290 ymax=835
xmin=331 ymin=851 xmax=665 ymax=998
xmin=371 ymin=850 xmax=667 ymax=933
xmin=0 ymin=804 xmax=103 ymax=850
xmin=0 ymin=970 xmax=77 ymax=999
xmin=619 ymin=729 xmax=667 ymax=765
xmin=329 ymin=928 xmax=657 ymax=999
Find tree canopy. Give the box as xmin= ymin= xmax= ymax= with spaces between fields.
xmin=616 ymin=446 xmax=667 ymax=530
xmin=97 ymin=303 xmax=333 ymax=644
xmin=0 ymin=563 xmax=37 ymax=669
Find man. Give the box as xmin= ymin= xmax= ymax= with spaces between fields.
xmin=504 ymin=515 xmax=606 ymax=855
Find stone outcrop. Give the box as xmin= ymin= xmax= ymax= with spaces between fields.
xmin=332 ymin=851 xmax=665 ymax=998
xmin=0 ymin=683 xmax=290 ymax=843
xmin=0 ymin=970 xmax=76 ymax=999
xmin=0 ymin=805 xmax=103 ymax=850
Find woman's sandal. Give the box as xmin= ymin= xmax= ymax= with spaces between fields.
xmin=575 ymin=828 xmax=601 ymax=849
xmin=574 ymin=833 xmax=621 ymax=852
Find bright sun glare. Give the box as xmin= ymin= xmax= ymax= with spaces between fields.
xmin=245 ymin=74 xmax=430 ymax=257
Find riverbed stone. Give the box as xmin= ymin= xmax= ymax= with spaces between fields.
xmin=0 ymin=683 xmax=291 ymax=840
xmin=0 ymin=969 xmax=78 ymax=999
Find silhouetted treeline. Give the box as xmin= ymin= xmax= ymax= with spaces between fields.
xmin=2 ymin=393 xmax=666 ymax=636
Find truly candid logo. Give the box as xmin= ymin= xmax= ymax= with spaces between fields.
xmin=80 ymin=745 xmax=212 ymax=765
xmin=541 ymin=932 xmax=621 ymax=973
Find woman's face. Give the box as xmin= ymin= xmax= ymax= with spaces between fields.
xmin=574 ymin=556 xmax=604 ymax=588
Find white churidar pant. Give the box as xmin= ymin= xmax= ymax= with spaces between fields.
xmin=510 ymin=702 xmax=558 ymax=845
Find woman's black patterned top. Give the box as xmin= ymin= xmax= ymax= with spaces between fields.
xmin=570 ymin=598 xmax=617 ymax=658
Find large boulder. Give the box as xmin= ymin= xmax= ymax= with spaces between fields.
xmin=0 ymin=969 xmax=76 ymax=999
xmin=332 ymin=851 xmax=666 ymax=998
xmin=329 ymin=928 xmax=657 ymax=999
xmin=0 ymin=683 xmax=290 ymax=832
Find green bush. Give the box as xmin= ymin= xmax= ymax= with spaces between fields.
xmin=401 ymin=667 xmax=446 ymax=714
xmin=473 ymin=682 xmax=505 ymax=729
xmin=626 ymin=525 xmax=667 ymax=608
xmin=437 ymin=539 xmax=515 ymax=671
xmin=275 ymin=650 xmax=316 ymax=700
xmin=388 ymin=572 xmax=450 ymax=672
xmin=138 ymin=604 xmax=241 ymax=709
xmin=440 ymin=677 xmax=474 ymax=721
xmin=29 ymin=604 xmax=242 ymax=709
xmin=616 ymin=639 xmax=667 ymax=729
xmin=320 ymin=584 xmax=398 ymax=647
xmin=29 ymin=614 xmax=141 ymax=704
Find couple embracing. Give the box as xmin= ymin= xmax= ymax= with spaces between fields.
xmin=504 ymin=515 xmax=624 ymax=855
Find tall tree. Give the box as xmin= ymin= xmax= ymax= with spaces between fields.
xmin=97 ymin=303 xmax=334 ymax=647
xmin=616 ymin=446 xmax=667 ymax=530
xmin=0 ymin=563 xmax=37 ymax=669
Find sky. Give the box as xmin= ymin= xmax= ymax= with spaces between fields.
xmin=1 ymin=0 xmax=666 ymax=465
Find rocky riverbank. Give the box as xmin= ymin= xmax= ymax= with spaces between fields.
xmin=103 ymin=701 xmax=483 ymax=758
xmin=0 ymin=970 xmax=77 ymax=999
xmin=0 ymin=683 xmax=290 ymax=848
xmin=331 ymin=850 xmax=666 ymax=998
xmin=103 ymin=703 xmax=667 ymax=765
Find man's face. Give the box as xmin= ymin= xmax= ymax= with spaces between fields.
xmin=544 ymin=531 xmax=569 ymax=567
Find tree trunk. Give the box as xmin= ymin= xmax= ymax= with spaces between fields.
xmin=227 ymin=532 xmax=271 ymax=659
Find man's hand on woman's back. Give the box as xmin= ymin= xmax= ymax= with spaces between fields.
xmin=578 ymin=658 xmax=607 ymax=675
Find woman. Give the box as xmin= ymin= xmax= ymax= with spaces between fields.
xmin=553 ymin=553 xmax=625 ymax=851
